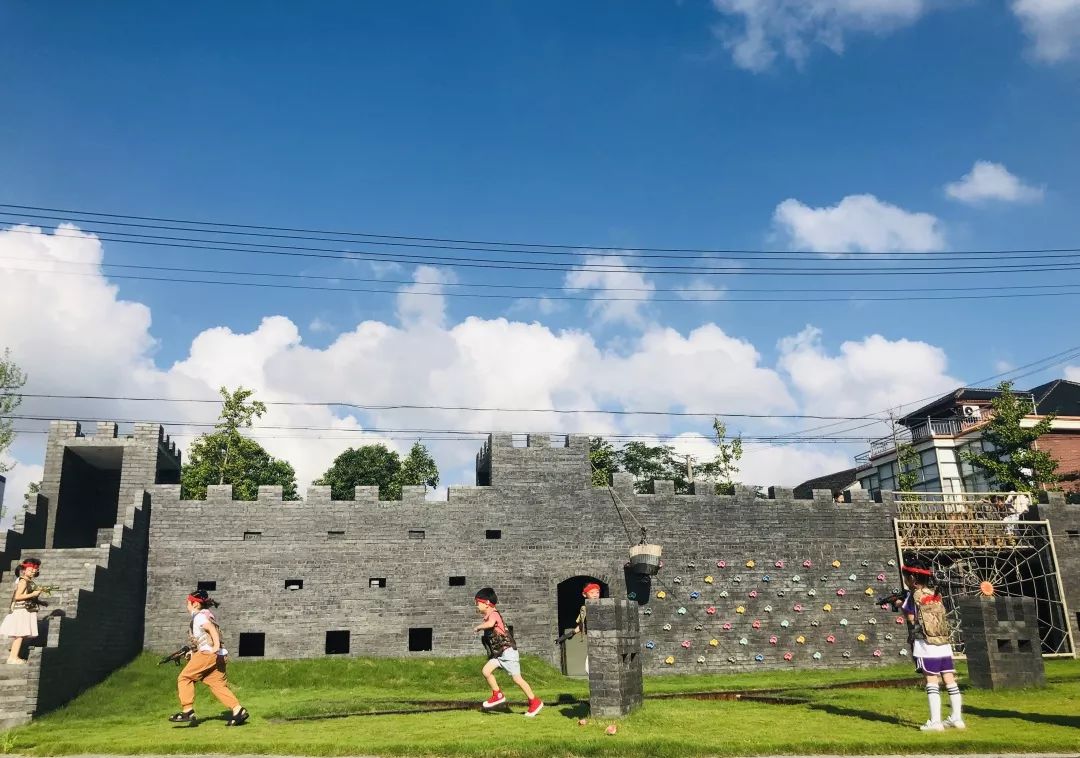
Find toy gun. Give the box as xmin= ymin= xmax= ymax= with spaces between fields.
xmin=875 ymin=589 xmax=905 ymax=608
xmin=28 ymin=585 xmax=63 ymax=609
xmin=158 ymin=645 xmax=192 ymax=665
xmin=555 ymin=630 xmax=577 ymax=645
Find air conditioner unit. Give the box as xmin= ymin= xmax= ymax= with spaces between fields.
xmin=962 ymin=405 xmax=982 ymax=420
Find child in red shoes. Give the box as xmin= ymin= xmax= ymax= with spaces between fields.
xmin=473 ymin=587 xmax=543 ymax=717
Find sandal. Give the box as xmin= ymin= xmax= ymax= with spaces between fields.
xmin=168 ymin=710 xmax=196 ymax=723
xmin=226 ymin=707 xmax=249 ymax=726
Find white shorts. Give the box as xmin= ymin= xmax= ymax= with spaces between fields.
xmin=493 ymin=647 xmax=521 ymax=677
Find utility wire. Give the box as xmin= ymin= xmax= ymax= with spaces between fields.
xmin=3 ymin=202 xmax=1077 ymax=258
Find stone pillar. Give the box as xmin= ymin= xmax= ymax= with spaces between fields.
xmin=960 ymin=596 xmax=1045 ymax=689
xmin=586 ymin=598 xmax=643 ymax=717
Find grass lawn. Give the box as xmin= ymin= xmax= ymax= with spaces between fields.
xmin=3 ymin=654 xmax=1078 ymax=756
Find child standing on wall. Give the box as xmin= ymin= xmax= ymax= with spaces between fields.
xmin=574 ymin=582 xmax=601 ymax=673
xmin=473 ymin=587 xmax=543 ymax=717
xmin=1 ymin=558 xmax=45 ymax=664
xmin=901 ymin=560 xmax=965 ymax=732
xmin=170 ymin=589 xmax=250 ymax=726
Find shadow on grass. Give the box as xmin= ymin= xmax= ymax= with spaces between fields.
xmin=807 ymin=702 xmax=909 ymax=727
xmin=558 ymin=702 xmax=590 ymax=720
xmin=965 ymin=705 xmax=1080 ymax=729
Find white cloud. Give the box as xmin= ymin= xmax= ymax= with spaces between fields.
xmin=666 ymin=432 xmax=852 ymax=488
xmin=564 ymin=254 xmax=655 ymax=327
xmin=1065 ymin=365 xmax=1080 ymax=381
xmin=395 ymin=265 xmax=456 ymax=329
xmin=676 ymin=278 xmax=728 ymax=302
xmin=944 ymin=161 xmax=1045 ymax=205
xmin=1012 ymin=0 xmax=1080 ymax=62
xmin=1 ymin=224 xmax=971 ymax=502
xmin=0 ymin=456 xmax=44 ymax=528
xmin=507 ymin=295 xmax=567 ymax=317
xmin=711 ymin=0 xmax=928 ymax=72
xmin=308 ymin=317 xmax=335 ymax=334
xmin=777 ymin=325 xmax=960 ymax=419
xmin=773 ymin=194 xmax=946 ymax=254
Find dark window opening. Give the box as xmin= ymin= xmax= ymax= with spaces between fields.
xmin=408 ymin=529 xmax=425 ymax=540
xmin=243 ymin=531 xmax=261 ymax=541
xmin=285 ymin=579 xmax=304 ymax=591
xmin=1067 ymin=530 xmax=1079 ymax=538
xmin=325 ymin=630 xmax=350 ymax=655
xmin=197 ymin=580 xmax=217 ymax=592
xmin=996 ymin=638 xmax=1013 ymax=653
xmin=409 ymin=628 xmax=433 ymax=652
xmin=238 ymin=632 xmax=265 ymax=657
xmin=486 ymin=529 xmax=502 ymax=540
xmin=327 ymin=530 xmax=345 ymax=538
xmin=369 ymin=577 xmax=387 ymax=588
xmin=449 ymin=576 xmax=466 ymax=586
xmin=1016 ymin=638 xmax=1033 ymax=653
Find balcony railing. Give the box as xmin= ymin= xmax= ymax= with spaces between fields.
xmin=862 ymin=416 xmax=985 ymax=460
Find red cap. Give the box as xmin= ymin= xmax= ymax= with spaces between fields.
xmin=582 ymin=583 xmax=601 ymax=596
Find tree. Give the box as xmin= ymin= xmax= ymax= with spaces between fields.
xmin=180 ymin=386 xmax=298 ymax=501
xmin=618 ymin=441 xmax=689 ymax=494
xmin=589 ymin=437 xmax=619 ymax=487
xmin=315 ymin=444 xmax=404 ymax=500
xmin=962 ymin=380 xmax=1058 ymax=493
xmin=696 ymin=419 xmax=744 ymax=495
xmin=0 ymin=348 xmax=27 ymax=474
xmin=895 ymin=443 xmax=921 ymax=493
xmin=24 ymin=481 xmax=40 ymax=508
xmin=399 ymin=442 xmax=439 ymax=491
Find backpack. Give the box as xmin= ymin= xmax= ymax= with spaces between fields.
xmin=914 ymin=588 xmax=951 ymax=645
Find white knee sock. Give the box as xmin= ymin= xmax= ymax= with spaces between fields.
xmin=946 ymin=683 xmax=962 ymax=719
xmin=926 ymin=683 xmax=942 ymax=723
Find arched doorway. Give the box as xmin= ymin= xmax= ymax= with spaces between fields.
xmin=556 ymin=575 xmax=608 ymax=676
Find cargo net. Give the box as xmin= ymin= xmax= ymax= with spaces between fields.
xmin=894 ymin=493 xmax=1074 ymax=656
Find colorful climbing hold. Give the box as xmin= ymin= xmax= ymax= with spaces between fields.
xmin=719 ymin=590 xmax=729 ymax=598
xmin=848 ymin=574 xmax=858 ymax=582
xmin=796 ymin=635 xmax=806 ymax=644
xmin=749 ymin=590 xmax=759 ymax=598
xmin=762 ymin=575 xmax=771 ymax=583
xmin=877 ymin=573 xmax=886 ymax=582
xmin=864 ymin=587 xmax=875 ymax=596
xmin=783 ymin=652 xmax=794 ymax=661
xmin=717 ymin=560 xmax=727 ymax=568
xmin=842 ymin=651 xmax=851 ymax=659
xmin=736 ymin=605 xmax=746 ymax=614
xmin=857 ymin=633 xmax=867 ymax=642
xmin=733 ymin=575 xmax=743 ymax=583
xmin=836 ymin=589 xmax=847 ymax=597
xmin=810 ymin=620 xmax=821 ymax=627
xmin=887 ymin=559 xmax=896 ymax=567
xmin=739 ymin=637 xmax=749 ymax=645
xmin=665 ymin=656 xmax=675 ymax=665
xmin=794 ymin=603 xmax=804 ymax=612
xmin=754 ymin=654 xmax=764 ymax=662
xmin=792 ymin=575 xmax=801 ymax=583
xmin=822 ymin=603 xmax=833 ymax=612
xmin=873 ymin=649 xmax=882 ymax=658
xmin=752 ymin=620 xmax=761 ymax=629
xmin=807 ymin=588 xmax=817 ymax=597
xmin=802 ymin=559 xmax=813 ymax=568
xmin=746 ymin=559 xmax=756 ymax=568
xmin=709 ymin=638 xmax=719 ymax=647
xmin=884 ymin=633 xmax=893 ymax=640
xmin=896 ymin=616 xmax=905 ymax=624
xmin=663 ymin=623 xmax=672 ymax=631
xmin=706 ymin=606 xmax=717 ymax=615
xmin=722 ymin=622 xmax=733 ymax=630
xmin=769 ymin=635 xmax=778 ymax=645
xmin=775 ymin=560 xmax=785 ymax=568
xmin=673 ymin=576 xmax=683 ymax=584
xmin=646 ymin=641 xmax=656 ymax=649
xmin=704 ymin=575 xmax=714 ymax=584
xmin=643 ymin=607 xmax=652 ymax=615
xmin=899 ymin=649 xmax=908 ymax=656
xmin=812 ymin=651 xmax=822 ymax=660
xmin=780 ymin=619 xmax=791 ymax=628
xmin=697 ymin=655 xmax=706 ymax=664
xmin=832 ymin=560 xmax=841 ymax=568
xmin=657 ymin=590 xmax=666 ymax=599
xmin=689 ymin=591 xmax=700 ymax=600
xmin=681 ymin=640 xmax=692 ymax=649
xmin=695 ymin=623 xmax=704 ymax=631
xmin=868 ymin=618 xmax=878 ymax=625
xmin=763 ymin=604 xmax=773 ymax=613
xmin=776 ymin=590 xmax=786 ymax=597
xmin=839 ymin=618 xmax=849 ymax=626
xmin=677 ymin=607 xmax=687 ymax=615
xmin=627 ymin=591 xmax=637 ymax=600
xmin=826 ymin=635 xmax=836 ymax=643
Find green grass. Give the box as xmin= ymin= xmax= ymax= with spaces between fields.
xmin=4 ymin=655 xmax=1079 ymax=757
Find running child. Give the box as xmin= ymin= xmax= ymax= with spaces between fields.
xmin=473 ymin=587 xmax=543 ymax=717
xmin=170 ymin=589 xmax=249 ymax=726
xmin=901 ymin=560 xmax=965 ymax=732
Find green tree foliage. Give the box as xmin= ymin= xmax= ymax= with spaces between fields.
xmin=0 ymin=348 xmax=27 ymax=474
xmin=961 ymin=380 xmax=1058 ymax=492
xmin=618 ymin=440 xmax=689 ymax=494
xmin=315 ymin=441 xmax=440 ymax=501
xmin=24 ymin=481 xmax=40 ymax=508
xmin=895 ymin=442 xmax=921 ymax=493
xmin=696 ymin=419 xmax=744 ymax=495
xmin=589 ymin=437 xmax=619 ymax=487
xmin=180 ymin=386 xmax=299 ymax=501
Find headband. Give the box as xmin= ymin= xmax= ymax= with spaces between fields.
xmin=901 ymin=565 xmax=934 ymax=576
xmin=582 ymin=583 xmax=601 ymax=596
xmin=475 ymin=598 xmax=495 ymax=607
xmin=187 ymin=594 xmax=206 ymax=605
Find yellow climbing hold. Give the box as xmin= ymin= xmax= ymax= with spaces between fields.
xmin=709 ymin=638 xmax=719 ymax=647
xmin=746 ymin=559 xmax=756 ymax=568
xmin=832 ymin=560 xmax=841 ymax=568
xmin=657 ymin=590 xmax=667 ymax=599
xmin=704 ymin=575 xmax=714 ymax=584
xmin=822 ymin=603 xmax=833 ymax=612
xmin=864 ymin=587 xmax=875 ymax=596
xmin=857 ymin=633 xmax=867 ymax=642
xmin=796 ymin=635 xmax=806 ymax=644
xmin=664 ymin=656 xmax=676 ymax=665
xmin=736 ymin=605 xmax=746 ymax=614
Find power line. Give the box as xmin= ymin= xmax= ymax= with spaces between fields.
xmin=4 ymin=397 xmax=885 ymax=421
xmin=3 ymin=202 xmax=1078 ymax=258
xmin=6 ymin=265 xmax=1080 ymax=303
xmin=7 ymin=253 xmax=1080 ymax=297
xmin=7 ymin=225 xmax=1080 ymax=277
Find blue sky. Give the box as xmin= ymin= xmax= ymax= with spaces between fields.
xmin=2 ymin=1 xmax=1080 ymax=507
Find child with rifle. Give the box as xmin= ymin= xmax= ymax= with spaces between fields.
xmin=557 ymin=582 xmax=601 ymax=673
xmin=473 ymin=587 xmax=543 ymax=717
xmin=901 ymin=560 xmax=965 ymax=732
xmin=1 ymin=558 xmax=48 ymax=664
xmin=169 ymin=589 xmax=249 ymax=726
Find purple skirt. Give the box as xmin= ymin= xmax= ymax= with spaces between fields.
xmin=915 ymin=654 xmax=956 ymax=675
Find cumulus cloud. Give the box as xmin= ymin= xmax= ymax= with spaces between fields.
xmin=564 ymin=254 xmax=655 ymax=327
xmin=676 ymin=278 xmax=728 ymax=302
xmin=666 ymin=432 xmax=853 ymax=488
xmin=395 ymin=264 xmax=456 ymax=329
xmin=1012 ymin=0 xmax=1080 ymax=61
xmin=944 ymin=161 xmax=1045 ymax=205
xmin=777 ymin=325 xmax=960 ymax=419
xmin=711 ymin=0 xmax=928 ymax=72
xmin=773 ymin=194 xmax=946 ymax=254
xmin=1065 ymin=365 xmax=1080 ymax=381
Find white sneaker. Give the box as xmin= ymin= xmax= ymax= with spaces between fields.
xmin=920 ymin=720 xmax=945 ymax=732
xmin=943 ymin=716 xmax=966 ymax=730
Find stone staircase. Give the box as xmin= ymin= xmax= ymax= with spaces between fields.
xmin=0 ymin=547 xmax=110 ymax=728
